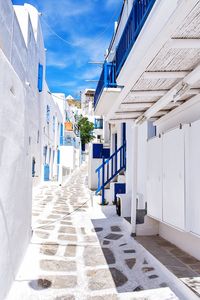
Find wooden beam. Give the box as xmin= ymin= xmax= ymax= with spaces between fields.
xmin=130 ymin=88 xmax=200 ymax=98
xmin=114 ymin=112 xmax=141 ymax=119
xmin=109 ymin=118 xmax=137 ymax=124
xmin=169 ymin=38 xmax=200 ymax=49
xmin=116 ymin=110 xmax=145 ymax=114
xmin=120 ymin=102 xmax=153 ymax=110
xmin=187 ymin=88 xmax=200 ymax=95
xmin=130 ymin=90 xmax=168 ymax=97
xmin=143 ymin=71 xmax=188 ymax=79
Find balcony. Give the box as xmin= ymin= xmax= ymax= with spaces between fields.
xmin=116 ymin=0 xmax=156 ymax=76
xmin=94 ymin=62 xmax=121 ymax=115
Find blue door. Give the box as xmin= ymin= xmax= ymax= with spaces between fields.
xmin=44 ymin=164 xmax=50 ymax=181
xmin=122 ymin=123 xmax=126 ymax=144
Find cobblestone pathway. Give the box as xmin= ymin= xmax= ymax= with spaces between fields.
xmin=7 ymin=164 xmax=187 ymax=300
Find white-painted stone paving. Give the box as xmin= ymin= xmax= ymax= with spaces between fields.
xmin=6 ymin=164 xmax=193 ymax=300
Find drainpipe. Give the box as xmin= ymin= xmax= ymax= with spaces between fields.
xmin=131 ymin=124 xmax=138 ymax=234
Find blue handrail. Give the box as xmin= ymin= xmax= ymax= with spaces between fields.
xmin=116 ymin=0 xmax=156 ymax=76
xmin=94 ymin=62 xmax=117 ymax=109
xmin=95 ymin=142 xmax=126 ymax=205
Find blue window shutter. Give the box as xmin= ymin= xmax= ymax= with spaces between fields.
xmin=57 ymin=149 xmax=60 ymax=164
xmin=60 ymin=123 xmax=64 ymax=145
xmin=38 ymin=63 xmax=43 ymax=92
xmin=93 ymin=143 xmax=103 ymax=158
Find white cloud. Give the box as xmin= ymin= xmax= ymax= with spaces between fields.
xmin=39 ymin=0 xmax=93 ymax=23
xmin=46 ymin=51 xmax=70 ymax=69
xmin=50 ymin=80 xmax=78 ymax=88
xmin=34 ymin=0 xmax=123 ymax=96
xmin=80 ymin=67 xmax=102 ymax=80
xmin=105 ymin=0 xmax=123 ymax=9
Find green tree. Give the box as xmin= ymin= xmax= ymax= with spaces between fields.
xmin=77 ymin=116 xmax=95 ymax=147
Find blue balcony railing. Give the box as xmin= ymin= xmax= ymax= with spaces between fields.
xmin=116 ymin=0 xmax=156 ymax=76
xmin=94 ymin=62 xmax=117 ymax=109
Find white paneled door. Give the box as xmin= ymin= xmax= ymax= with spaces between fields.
xmin=163 ymin=127 xmax=185 ymax=230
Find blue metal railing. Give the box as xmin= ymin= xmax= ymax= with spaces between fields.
xmin=94 ymin=62 xmax=117 ymax=109
xmin=95 ymin=142 xmax=126 ymax=205
xmin=116 ymin=0 xmax=156 ymax=76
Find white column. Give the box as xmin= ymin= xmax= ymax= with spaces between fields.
xmin=125 ymin=121 xmax=133 ymax=196
xmin=131 ymin=124 xmax=138 ymax=234
xmin=103 ymin=119 xmax=110 ymax=144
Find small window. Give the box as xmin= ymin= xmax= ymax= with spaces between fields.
xmin=94 ymin=118 xmax=103 ymax=129
xmin=147 ymin=121 xmax=157 ymax=140
xmin=32 ymin=157 xmax=36 ymax=177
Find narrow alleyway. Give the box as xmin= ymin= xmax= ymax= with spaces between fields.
xmin=7 ymin=164 xmax=187 ymax=300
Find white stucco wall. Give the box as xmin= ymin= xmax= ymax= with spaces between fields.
xmin=148 ymin=99 xmax=200 ymax=260
xmin=0 ymin=1 xmax=65 ymax=298
xmin=159 ymin=223 xmax=200 ymax=261
xmin=60 ymin=146 xmax=75 ymax=171
xmin=0 ymin=49 xmax=32 ymax=300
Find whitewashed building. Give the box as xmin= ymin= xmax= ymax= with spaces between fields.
xmin=94 ymin=0 xmax=200 ymax=263
xmin=54 ymin=94 xmax=82 ymax=184
xmin=81 ymin=89 xmax=104 ymax=142
xmin=0 ymin=0 xmax=68 ymax=298
xmin=81 ymin=89 xmax=111 ymax=190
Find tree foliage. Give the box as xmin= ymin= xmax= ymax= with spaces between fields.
xmin=77 ymin=116 xmax=95 ymax=145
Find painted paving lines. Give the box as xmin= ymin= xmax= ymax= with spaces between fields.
xmin=7 ymin=165 xmax=179 ymax=300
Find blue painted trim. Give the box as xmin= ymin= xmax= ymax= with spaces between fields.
xmin=116 ymin=0 xmax=156 ymax=76
xmin=38 ymin=63 xmax=43 ymax=92
xmin=102 ymin=157 xmax=105 ymax=205
xmin=93 ymin=143 xmax=103 ymax=159
xmin=32 ymin=157 xmax=36 ymax=177
xmin=94 ymin=62 xmax=117 ymax=109
xmin=57 ymin=149 xmax=60 ymax=164
xmin=122 ymin=123 xmax=126 ymax=144
xmin=44 ymin=164 xmax=50 ymax=181
xmin=114 ymin=183 xmax=126 ymax=203
xmin=60 ymin=123 xmax=63 ymax=145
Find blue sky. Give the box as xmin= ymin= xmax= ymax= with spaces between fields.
xmin=12 ymin=0 xmax=123 ymax=99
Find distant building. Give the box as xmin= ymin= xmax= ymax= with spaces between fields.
xmin=81 ymin=89 xmax=104 ymax=143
